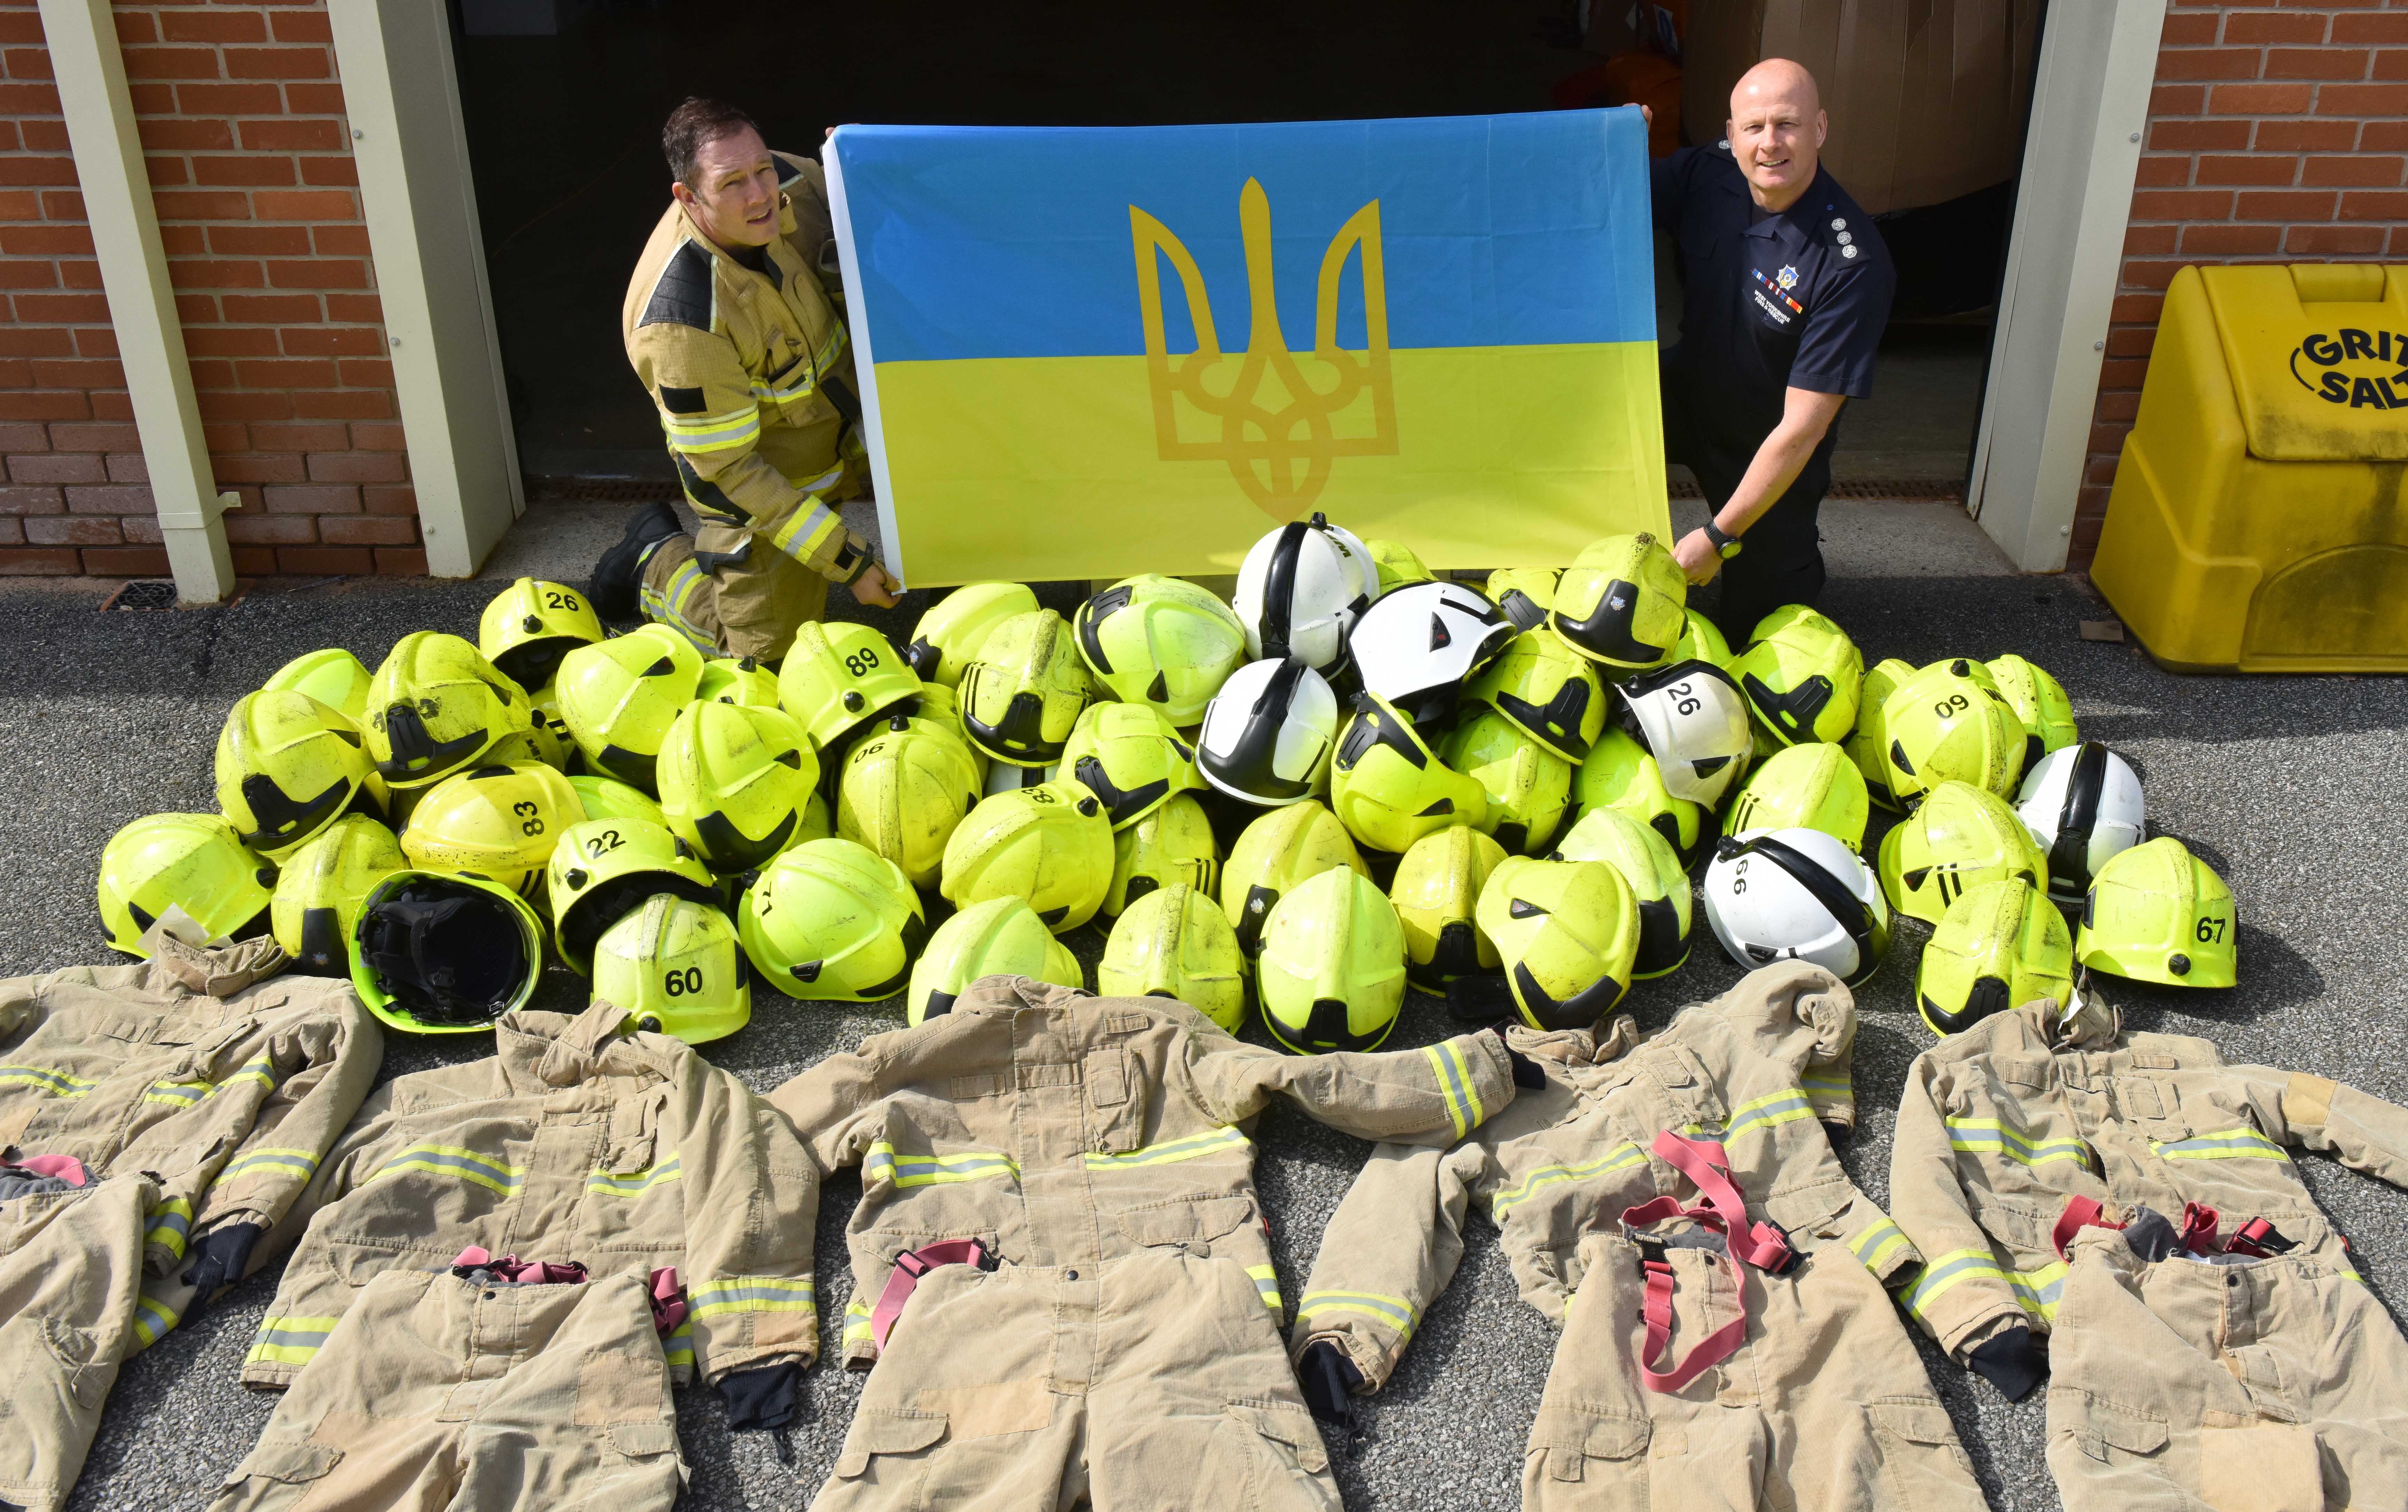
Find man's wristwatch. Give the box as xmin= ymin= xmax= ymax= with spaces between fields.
xmin=1703 ymin=519 xmax=1744 ymax=559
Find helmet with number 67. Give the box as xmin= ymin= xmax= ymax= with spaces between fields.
xmin=2075 ymin=836 xmax=2235 ymax=988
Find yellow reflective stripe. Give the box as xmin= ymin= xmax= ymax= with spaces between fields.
xmin=864 ymin=1142 xmax=1019 ymax=1188
xmin=144 ymin=1197 xmax=193 ymax=1260
xmin=2013 ymin=1260 xmax=2069 ymax=1323
xmin=1248 ymin=1264 xmax=1282 ymax=1312
xmin=815 ymin=321 xmax=847 ymax=371
xmin=588 ymin=1153 xmax=685 ymax=1197
xmin=690 ymin=1276 xmax=817 ymax=1318
xmin=665 ymin=1317 xmax=695 ymax=1369
xmin=638 ymin=559 xmax=719 ymax=654
xmin=2341 ymin=1269 xmax=2365 ymax=1284
xmin=1492 ymin=1141 xmax=1648 ymax=1220
xmin=216 ymin=1148 xmax=320 ymax=1186
xmin=1298 ymin=1290 xmax=1420 ymax=1340
xmin=246 ymin=1315 xmax=340 ymax=1368
xmin=1849 ymin=1219 xmax=1911 ymax=1273
xmin=215 ymin=1058 xmax=280 ymax=1095
xmin=144 ymin=1079 xmax=209 ymax=1107
xmin=2151 ymin=1127 xmax=2289 ymax=1162
xmin=1902 ymin=1248 xmax=2009 ymax=1321
xmin=372 ymin=1144 xmax=524 ymax=1195
xmin=842 ymin=1296 xmax=875 ymax=1349
xmin=765 ymin=498 xmax=840 ymax=562
xmin=1721 ymin=1088 xmax=1815 ymax=1140
xmin=786 ymin=461 xmax=849 ymax=497
xmin=660 ymin=405 xmax=761 ymax=454
xmin=1944 ymin=1117 xmax=2092 ymax=1170
xmin=129 ymin=1294 xmax=181 ymax=1353
xmin=1422 ymin=1041 xmax=1483 ymax=1141
xmin=0 ymin=1065 xmax=94 ymax=1096
xmin=1081 ymin=1125 xmax=1250 ymax=1170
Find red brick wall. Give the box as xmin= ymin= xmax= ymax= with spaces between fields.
xmin=0 ymin=0 xmax=423 ymax=578
xmin=2078 ymin=1 xmax=2408 ymax=567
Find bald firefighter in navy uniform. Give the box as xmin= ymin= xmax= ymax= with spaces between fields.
xmin=1652 ymin=59 xmax=1896 ymax=640
xmin=591 ymin=97 xmax=901 ymax=662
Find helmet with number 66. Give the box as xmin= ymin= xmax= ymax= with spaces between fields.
xmin=1703 ymin=828 xmax=1890 ymax=987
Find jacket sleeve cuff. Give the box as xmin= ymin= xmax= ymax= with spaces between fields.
xmin=1292 ymin=1327 xmax=1394 ymax=1395
xmin=1454 ymin=1030 xmax=1519 ymax=1133
xmin=824 ymin=533 xmax=875 ymax=585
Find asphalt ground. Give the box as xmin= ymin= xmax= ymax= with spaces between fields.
xmin=6 ymin=549 xmax=2403 ymax=1512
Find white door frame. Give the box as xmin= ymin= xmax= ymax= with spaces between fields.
xmin=1967 ymin=0 xmax=2167 ymax=572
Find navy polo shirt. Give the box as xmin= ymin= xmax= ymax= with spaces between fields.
xmin=1651 ymin=143 xmax=1895 ymax=458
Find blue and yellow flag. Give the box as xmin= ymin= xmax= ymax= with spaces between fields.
xmin=828 ymin=111 xmax=1663 ymax=586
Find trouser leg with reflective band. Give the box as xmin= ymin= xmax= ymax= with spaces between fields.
xmin=2045 ymin=1226 xmax=2408 ymax=1512
xmin=814 ymin=1250 xmax=1335 ymax=1512
xmin=0 ymin=1172 xmax=153 ymax=1512
xmin=639 ymin=527 xmax=831 ymax=663
xmin=1522 ymin=1232 xmax=1987 ymax=1512
xmin=210 ymin=1267 xmax=683 ymax=1512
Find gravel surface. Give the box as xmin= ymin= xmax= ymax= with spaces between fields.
xmin=7 ymin=563 xmax=2401 ymax=1512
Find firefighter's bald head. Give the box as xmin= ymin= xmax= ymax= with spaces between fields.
xmin=1728 ymin=59 xmax=1828 ymax=211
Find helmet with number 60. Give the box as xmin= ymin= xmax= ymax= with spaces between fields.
xmin=593 ymin=893 xmax=750 ymax=1045
xmin=546 ymin=816 xmax=720 ymax=975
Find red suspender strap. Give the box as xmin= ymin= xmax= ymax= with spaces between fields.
xmin=2052 ymin=1196 xmax=2122 ymax=1259
xmin=1635 ymin=1259 xmax=1749 ymax=1393
xmin=1647 ymin=1131 xmax=1794 ymax=1273
xmin=869 ymin=1238 xmax=989 ymax=1350
xmin=2176 ymin=1203 xmax=2222 ymax=1257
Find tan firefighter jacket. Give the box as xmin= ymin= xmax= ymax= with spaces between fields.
xmin=767 ymin=975 xmax=1520 ymax=1368
xmin=1291 ymin=963 xmax=1910 ymax=1392
xmin=622 ymin=151 xmax=875 ymax=586
xmin=241 ymin=999 xmax=815 ymax=1391
xmin=1889 ymin=989 xmax=2408 ymax=1369
xmin=0 ymin=930 xmax=382 ymax=1342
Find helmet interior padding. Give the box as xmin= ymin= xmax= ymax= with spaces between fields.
xmin=360 ymin=881 xmax=530 ymax=1026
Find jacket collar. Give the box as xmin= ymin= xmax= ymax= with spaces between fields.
xmin=674 ymin=198 xmax=801 ymax=290
xmin=139 ymin=929 xmax=285 ymax=1000
xmin=2034 ymin=986 xmax=2121 ymax=1052
xmin=1506 ymin=1013 xmax=1642 ymax=1067
xmin=496 ymin=999 xmax=676 ymax=1089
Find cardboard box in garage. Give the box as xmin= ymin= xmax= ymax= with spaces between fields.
xmin=1681 ymin=0 xmax=2042 ymax=214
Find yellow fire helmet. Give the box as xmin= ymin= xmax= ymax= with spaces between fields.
xmin=907 ymin=896 xmax=1082 ymax=1026
xmin=740 ymin=838 xmax=926 ymax=1001
xmin=364 ymin=632 xmax=535 ymax=791
xmin=271 ymin=813 xmax=406 ymax=976
xmin=902 ymin=682 xmax=985 ymax=781
xmin=1220 ymin=798 xmax=1369 ymax=962
xmin=1465 ymin=627 xmax=1607 ymax=764
xmin=1073 ymin=575 xmax=1249 ymax=726
xmin=1844 ymin=658 xmax=1917 ymax=812
xmin=1733 ymin=605 xmax=1864 ymax=747
xmin=904 ymin=582 xmax=1041 ymax=688
xmin=1390 ymin=825 xmax=1508 ymax=988
xmin=1328 ymin=693 xmax=1490 ymax=855
xmin=350 ymin=870 xmax=543 ymax=1034
xmin=1571 ymin=724 xmax=1718 ymax=868
xmin=568 ymin=774 xmax=666 ymax=828
xmin=1362 ymin=539 xmax=1435 ymax=596
xmin=939 ymin=779 xmax=1115 ymax=934
xmin=1059 ymin=700 xmax=1207 ymax=830
xmin=530 ymin=676 xmax=575 ymax=759
xmin=214 ymin=690 xmax=375 ymax=861
xmin=1100 ymin=881 xmax=1248 ymax=1034
xmin=1472 ymin=856 xmax=1639 ymax=1031
xmin=1256 ymin=867 xmax=1408 ymax=1054
xmin=555 ymin=625 xmax=707 ymax=792
xmin=261 ymin=647 xmax=373 ymax=722
xmin=777 ymin=620 xmax=921 ymax=751
xmin=546 ymin=815 xmax=720 ymax=976
xmin=1882 ymin=658 xmax=2027 ymax=805
xmin=1875 ymin=780 xmax=2049 ymax=927
xmin=1550 ymin=532 xmax=1687 ymax=672
xmin=97 ymin=812 xmax=275 ymax=958
xmin=1918 ymin=877 xmax=2074 ymax=1037
xmin=592 ymin=892 xmax=750 ymax=1045
xmin=799 ymin=788 xmax=834 ymax=844
xmin=656 ymin=700 xmax=819 ymax=876
xmin=1485 ymin=567 xmax=1562 ymax=633
xmin=478 ymin=577 xmax=604 ymax=694
xmin=1104 ymin=791 xmax=1220 ymax=920
xmin=1549 ymin=806 xmax=1691 ymax=979
xmin=957 ymin=608 xmax=1093 ymax=767
xmin=1985 ymin=654 xmax=2080 ymax=775
xmin=1672 ymin=610 xmax=1734 ymax=674
xmin=1443 ymin=706 xmax=1574 ymax=857
xmin=694 ymin=654 xmax=783 ymax=710
xmin=836 ymin=711 xmax=985 ymax=889
xmin=476 ymin=719 xmax=570 ymax=775
xmin=2076 ymin=836 xmax=2237 ymax=988
xmin=398 ymin=762 xmax=587 ymax=911
xmin=1725 ymin=741 xmax=1871 ymax=854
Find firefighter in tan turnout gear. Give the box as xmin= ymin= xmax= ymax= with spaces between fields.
xmin=1889 ymin=987 xmax=2408 ymax=1511
xmin=765 ymin=973 xmax=1520 ymax=1510
xmin=592 ymin=97 xmax=902 ymax=662
xmin=1291 ymin=963 xmax=1989 ymax=1512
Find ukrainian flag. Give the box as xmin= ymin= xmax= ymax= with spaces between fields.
xmin=828 ymin=111 xmax=1663 ymax=586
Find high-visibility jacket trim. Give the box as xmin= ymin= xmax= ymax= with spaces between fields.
xmin=588 ymin=1154 xmax=685 ymax=1197
xmin=690 ymin=1276 xmax=817 ymax=1319
xmin=247 ymin=1315 xmax=339 ymax=1369
xmin=865 ymin=1142 xmax=1020 ymax=1188
xmin=2152 ymin=1127 xmax=2289 ymax=1161
xmin=373 ymin=1144 xmax=524 ymax=1195
xmin=130 ymin=1292 xmax=181 ymax=1353
xmin=1249 ymin=1263 xmax=1282 ymax=1313
xmin=1850 ymin=1217 xmax=1912 ymax=1273
xmin=1423 ymin=1041 xmax=1487 ymax=1140
xmin=1944 ymin=1116 xmax=2092 ymax=1169
xmin=0 ymin=1064 xmax=94 ymax=1096
xmin=1080 ymin=1125 xmax=1250 ymax=1170
xmin=660 ymin=406 xmax=763 ymax=455
xmin=216 ymin=1148 xmax=321 ymax=1188
xmin=1298 ymin=1289 xmax=1421 ymax=1340
xmin=145 ymin=1197 xmax=193 ymax=1259
xmin=1491 ymin=1140 xmax=1649 ymax=1220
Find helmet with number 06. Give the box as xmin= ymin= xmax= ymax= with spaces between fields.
xmin=1703 ymin=828 xmax=1891 ymax=987
xmin=1615 ymin=660 xmax=1752 ymax=806
xmin=592 ymin=893 xmax=750 ymax=1045
xmin=1233 ymin=513 xmax=1375 ymax=673
xmin=836 ymin=712 xmax=986 ymax=889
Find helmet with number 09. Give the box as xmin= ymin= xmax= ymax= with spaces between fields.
xmin=1882 ymin=658 xmax=2026 ymax=805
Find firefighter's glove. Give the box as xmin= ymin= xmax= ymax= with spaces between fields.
xmin=1484 ymin=1024 xmax=1548 ymax=1089
xmin=1299 ymin=1340 xmax=1365 ymax=1430
xmin=179 ymin=1222 xmax=265 ymax=1318
xmin=719 ymin=1360 xmax=804 ymax=1433
xmin=1968 ymin=1325 xmax=2047 ymax=1402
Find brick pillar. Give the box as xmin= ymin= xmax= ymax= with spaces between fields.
xmin=0 ymin=0 xmax=425 ymax=577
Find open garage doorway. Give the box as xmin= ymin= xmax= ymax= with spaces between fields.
xmin=449 ymin=0 xmax=2042 ymax=505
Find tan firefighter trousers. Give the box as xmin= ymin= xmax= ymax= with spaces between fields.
xmin=0 ymin=1172 xmax=154 ymax=1512
xmin=816 ymin=1249 xmax=1336 ymax=1512
xmin=211 ymin=1267 xmax=682 ymax=1512
xmin=2045 ymin=1224 xmax=2408 ymax=1512
xmin=1522 ymin=1231 xmax=1987 ymax=1511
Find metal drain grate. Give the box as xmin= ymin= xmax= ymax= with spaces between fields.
xmin=1668 ymin=478 xmax=1965 ymax=501
xmin=523 ymin=476 xmax=682 ymax=503
xmin=102 ymin=580 xmax=179 ymax=611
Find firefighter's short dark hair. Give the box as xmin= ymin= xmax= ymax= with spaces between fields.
xmin=663 ymin=97 xmax=762 ymax=189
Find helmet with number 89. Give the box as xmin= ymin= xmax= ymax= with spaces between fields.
xmin=779 ymin=622 xmax=921 ymax=751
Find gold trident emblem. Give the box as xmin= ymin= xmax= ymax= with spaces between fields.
xmin=1130 ymin=178 xmax=1397 ymax=519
